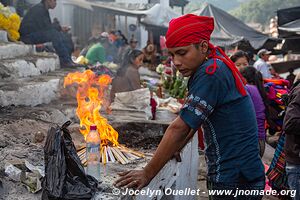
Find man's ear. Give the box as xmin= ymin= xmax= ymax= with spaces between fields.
xmin=200 ymin=40 xmax=209 ymax=54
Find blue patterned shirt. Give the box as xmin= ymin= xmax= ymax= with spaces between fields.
xmin=179 ymin=53 xmax=265 ymax=183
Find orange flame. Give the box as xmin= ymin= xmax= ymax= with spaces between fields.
xmin=64 ymin=70 xmax=118 ymax=146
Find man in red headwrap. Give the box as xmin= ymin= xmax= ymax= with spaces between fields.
xmin=115 ymin=14 xmax=265 ymax=199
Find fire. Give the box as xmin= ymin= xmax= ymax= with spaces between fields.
xmin=64 ymin=70 xmax=119 ymax=146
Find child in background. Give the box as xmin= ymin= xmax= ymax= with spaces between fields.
xmin=230 ymin=50 xmax=250 ymax=70
xmin=240 ymin=66 xmax=269 ymax=157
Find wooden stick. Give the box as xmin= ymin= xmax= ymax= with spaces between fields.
xmin=100 ymin=147 xmax=104 ymax=163
xmin=76 ymin=146 xmax=86 ymax=152
xmin=110 ymin=147 xmax=123 ymax=164
xmin=144 ymin=152 xmax=154 ymax=157
xmin=111 ymin=147 xmax=127 ymax=164
xmin=79 ymin=154 xmax=85 ymax=162
xmin=105 ymin=146 xmax=109 ymax=162
xmin=119 ymin=145 xmax=145 ymax=158
xmin=113 ymin=147 xmax=127 ymax=164
xmin=102 ymin=147 xmax=106 ymax=164
xmin=77 ymin=150 xmax=86 ymax=160
xmin=81 ymin=157 xmax=87 ymax=165
xmin=122 ymin=152 xmax=136 ymax=160
xmin=120 ymin=151 xmax=131 ymax=160
xmin=119 ymin=149 xmax=140 ymax=160
xmin=121 ymin=150 xmax=140 ymax=160
xmin=107 ymin=146 xmax=116 ymax=163
xmin=105 ymin=146 xmax=110 ymax=162
xmin=114 ymin=147 xmax=129 ymax=164
xmin=78 ymin=153 xmax=85 ymax=160
xmin=77 ymin=144 xmax=144 ymax=165
xmin=77 ymin=148 xmax=86 ymax=155
xmin=118 ymin=145 xmax=145 ymax=157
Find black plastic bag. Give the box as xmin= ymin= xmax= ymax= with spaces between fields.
xmin=42 ymin=121 xmax=98 ymax=200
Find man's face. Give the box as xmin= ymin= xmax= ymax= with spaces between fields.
xmin=168 ymin=41 xmax=208 ymax=77
xmin=262 ymin=54 xmax=270 ymax=61
xmin=130 ymin=41 xmax=137 ymax=49
xmin=46 ymin=0 xmax=57 ymax=9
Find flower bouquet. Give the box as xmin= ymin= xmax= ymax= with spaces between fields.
xmin=0 ymin=3 xmax=21 ymax=42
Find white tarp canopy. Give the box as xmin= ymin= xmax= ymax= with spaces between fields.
xmin=62 ymin=1 xmax=179 ymax=28
xmin=64 ymin=0 xmax=180 ymax=28
xmin=141 ymin=4 xmax=180 ymax=28
xmin=64 ymin=0 xmax=148 ymax=16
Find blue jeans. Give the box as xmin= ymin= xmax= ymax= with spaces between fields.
xmin=21 ymin=29 xmax=72 ymax=64
xmin=286 ymin=162 xmax=300 ymax=200
xmin=207 ymin=179 xmax=265 ymax=200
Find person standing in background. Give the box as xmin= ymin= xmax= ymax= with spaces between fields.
xmin=283 ymin=74 xmax=300 ymax=200
xmin=254 ymin=49 xmax=272 ymax=79
xmin=143 ymin=41 xmax=157 ymax=71
xmin=240 ymin=66 xmax=269 ymax=157
xmin=230 ymin=50 xmax=250 ymax=71
xmin=286 ymin=68 xmax=296 ymax=88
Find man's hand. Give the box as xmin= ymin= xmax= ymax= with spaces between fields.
xmin=113 ymin=116 xmax=192 ymax=191
xmin=61 ymin=26 xmax=71 ymax=32
xmin=114 ymin=170 xmax=152 ymax=190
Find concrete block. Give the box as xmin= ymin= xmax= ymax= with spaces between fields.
xmin=1 ymin=60 xmax=40 ymax=78
xmin=0 ymin=78 xmax=60 ymax=107
xmin=0 ymin=43 xmax=33 ymax=59
xmin=35 ymin=56 xmax=60 ymax=72
xmin=136 ymin=134 xmax=199 ymax=200
xmin=0 ymin=56 xmax=60 ymax=79
xmin=92 ymin=134 xmax=199 ymax=200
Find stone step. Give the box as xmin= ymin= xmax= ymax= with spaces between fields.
xmin=0 ymin=67 xmax=85 ymax=107
xmin=0 ymin=76 xmax=60 ymax=107
xmin=0 ymin=53 xmax=60 ymax=80
xmin=0 ymin=42 xmax=34 ymax=60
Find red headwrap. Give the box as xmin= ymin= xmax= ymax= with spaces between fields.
xmin=166 ymin=14 xmax=214 ymax=48
xmin=165 ymin=14 xmax=247 ymax=96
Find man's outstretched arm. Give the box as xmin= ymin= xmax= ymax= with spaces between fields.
xmin=114 ymin=116 xmax=194 ymax=189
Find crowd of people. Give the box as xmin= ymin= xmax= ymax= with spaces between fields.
xmin=2 ymin=0 xmax=300 ymax=199
xmin=6 ymin=0 xmax=157 ymax=69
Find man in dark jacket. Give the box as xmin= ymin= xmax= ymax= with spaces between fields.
xmin=20 ymin=0 xmax=75 ymax=67
xmin=284 ymin=78 xmax=300 ymax=200
xmin=0 ymin=0 xmax=10 ymax=6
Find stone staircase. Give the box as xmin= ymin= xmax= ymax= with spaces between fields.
xmin=0 ymin=42 xmax=81 ymax=107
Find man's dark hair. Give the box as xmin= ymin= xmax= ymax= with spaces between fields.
xmin=240 ymin=66 xmax=269 ymax=118
xmin=193 ymin=41 xmax=209 ymax=53
xmin=230 ymin=50 xmax=250 ymax=63
xmin=288 ymin=68 xmax=294 ymax=73
xmin=0 ymin=0 xmax=10 ymax=6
